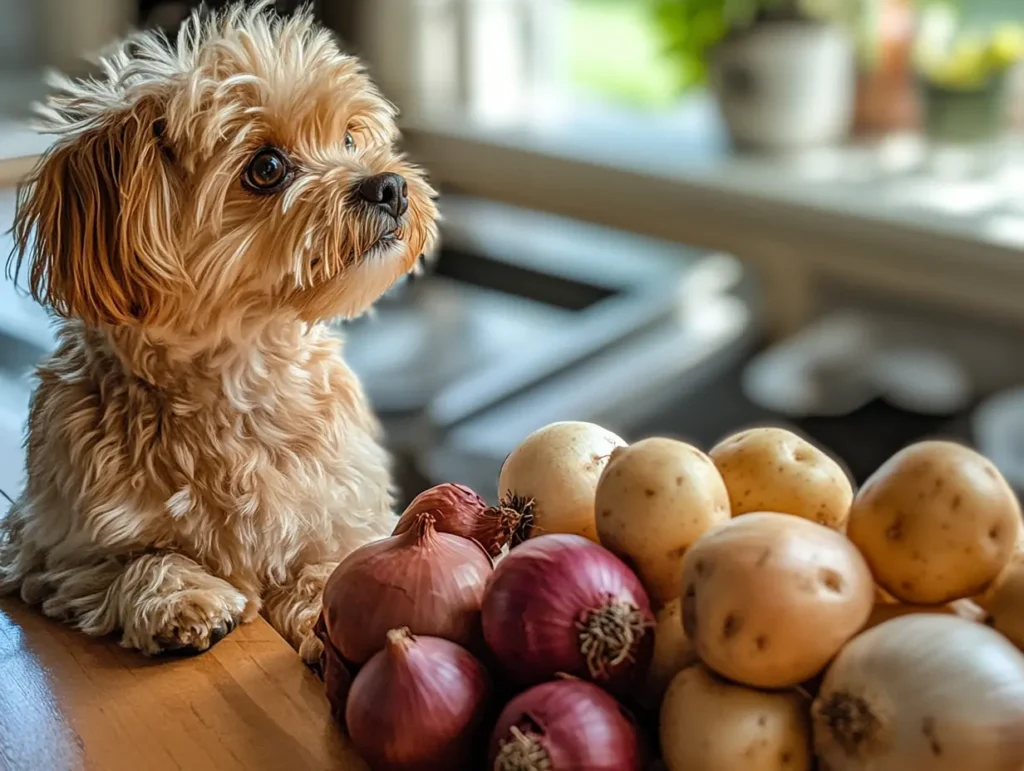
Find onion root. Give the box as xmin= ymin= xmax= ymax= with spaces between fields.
xmin=815 ymin=691 xmax=884 ymax=758
xmin=494 ymin=725 xmax=553 ymax=771
xmin=485 ymin=501 xmax=528 ymax=549
xmin=576 ymin=600 xmax=650 ymax=679
xmin=497 ymin=492 xmax=535 ymax=545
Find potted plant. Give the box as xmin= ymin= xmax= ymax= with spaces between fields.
xmin=651 ymin=0 xmax=865 ymax=150
xmin=915 ymin=3 xmax=1024 ymax=145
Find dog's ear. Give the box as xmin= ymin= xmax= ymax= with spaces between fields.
xmin=10 ymin=95 xmax=188 ymax=326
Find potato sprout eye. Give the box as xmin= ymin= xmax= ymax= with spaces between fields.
xmin=243 ymin=147 xmax=291 ymax=193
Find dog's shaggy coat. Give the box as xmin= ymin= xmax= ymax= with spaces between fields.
xmin=0 ymin=1 xmax=437 ymax=661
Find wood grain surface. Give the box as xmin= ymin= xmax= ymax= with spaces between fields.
xmin=0 ymin=598 xmax=367 ymax=771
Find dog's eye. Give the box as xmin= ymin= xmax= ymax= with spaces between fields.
xmin=344 ymin=132 xmax=355 ymax=150
xmin=243 ymin=147 xmax=291 ymax=193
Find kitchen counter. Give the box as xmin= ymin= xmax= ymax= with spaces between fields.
xmin=0 ymin=598 xmax=365 ymax=771
xmin=405 ymin=96 xmax=1024 ymax=337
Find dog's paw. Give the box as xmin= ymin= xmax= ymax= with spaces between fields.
xmin=153 ymin=609 xmax=236 ymax=656
xmin=124 ymin=584 xmax=249 ymax=656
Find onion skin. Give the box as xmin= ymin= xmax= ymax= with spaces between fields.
xmin=322 ymin=514 xmax=493 ymax=663
xmin=488 ymin=679 xmax=642 ymax=771
xmin=393 ymin=483 xmax=514 ymax=558
xmin=313 ymin=612 xmax=353 ymax=721
xmin=482 ymin=534 xmax=655 ymax=692
xmin=812 ymin=614 xmax=1024 ymax=771
xmin=346 ymin=629 xmax=492 ymax=771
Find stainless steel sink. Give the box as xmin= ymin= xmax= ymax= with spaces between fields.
xmin=342 ymin=195 xmax=761 ymax=501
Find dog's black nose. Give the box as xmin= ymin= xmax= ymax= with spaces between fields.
xmin=358 ymin=173 xmax=409 ymax=219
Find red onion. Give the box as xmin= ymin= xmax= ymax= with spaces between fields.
xmin=347 ymin=628 xmax=492 ymax=771
xmin=482 ymin=534 xmax=655 ymax=692
xmin=322 ymin=513 xmax=492 ymax=663
xmin=392 ymin=482 xmax=517 ymax=557
xmin=314 ymin=612 xmax=353 ymax=721
xmin=488 ymin=678 xmax=642 ymax=771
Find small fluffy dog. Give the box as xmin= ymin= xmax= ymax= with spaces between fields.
xmin=0 ymin=2 xmax=437 ymax=663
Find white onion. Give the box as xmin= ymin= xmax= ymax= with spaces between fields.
xmin=812 ymin=614 xmax=1024 ymax=771
xmin=497 ymin=421 xmax=626 ymax=543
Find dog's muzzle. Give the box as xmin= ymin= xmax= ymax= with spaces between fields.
xmin=357 ymin=173 xmax=409 ymax=219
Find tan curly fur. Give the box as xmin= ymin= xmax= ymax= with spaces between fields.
xmin=0 ymin=1 xmax=438 ymax=660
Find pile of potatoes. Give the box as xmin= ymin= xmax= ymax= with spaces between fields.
xmin=498 ymin=422 xmax=1024 ymax=771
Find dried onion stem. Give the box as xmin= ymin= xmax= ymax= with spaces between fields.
xmin=576 ymin=600 xmax=650 ymax=679
xmin=494 ymin=726 xmax=554 ymax=771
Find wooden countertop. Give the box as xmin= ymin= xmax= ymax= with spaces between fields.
xmin=0 ymin=598 xmax=368 ymax=771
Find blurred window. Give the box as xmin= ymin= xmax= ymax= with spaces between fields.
xmin=566 ymin=0 xmax=680 ymax=111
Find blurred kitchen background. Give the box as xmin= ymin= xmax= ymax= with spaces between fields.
xmin=0 ymin=0 xmax=1023 ymax=506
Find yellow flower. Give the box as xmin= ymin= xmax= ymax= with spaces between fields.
xmin=989 ymin=25 xmax=1024 ymax=69
xmin=923 ymin=38 xmax=989 ymax=89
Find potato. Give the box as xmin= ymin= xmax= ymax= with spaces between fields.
xmin=660 ymin=664 xmax=812 ymax=771
xmin=709 ymin=427 xmax=853 ymax=530
xmin=681 ymin=512 xmax=874 ymax=688
xmin=976 ymin=528 xmax=1024 ymax=608
xmin=978 ymin=555 xmax=1024 ymax=649
xmin=846 ymin=441 xmax=1022 ymax=605
xmin=862 ymin=597 xmax=986 ymax=632
xmin=498 ymin=421 xmax=626 ymax=543
xmin=595 ymin=438 xmax=730 ymax=606
xmin=639 ymin=597 xmax=699 ymax=709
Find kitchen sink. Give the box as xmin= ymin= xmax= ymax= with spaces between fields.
xmin=342 ymin=195 xmax=761 ymax=503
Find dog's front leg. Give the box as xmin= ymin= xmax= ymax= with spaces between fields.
xmin=262 ymin=561 xmax=336 ymax=665
xmin=30 ymin=551 xmax=258 ymax=655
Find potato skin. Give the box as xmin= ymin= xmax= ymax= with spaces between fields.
xmin=640 ymin=597 xmax=699 ymax=709
xmin=660 ymin=664 xmax=813 ymax=771
xmin=975 ymin=528 xmax=1024 ymax=609
xmin=710 ymin=427 xmax=853 ymax=530
xmin=979 ymin=555 xmax=1024 ymax=649
xmin=681 ymin=512 xmax=874 ymax=688
xmin=846 ymin=441 xmax=1021 ymax=605
xmin=595 ymin=438 xmax=731 ymax=606
xmin=499 ymin=421 xmax=626 ymax=543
